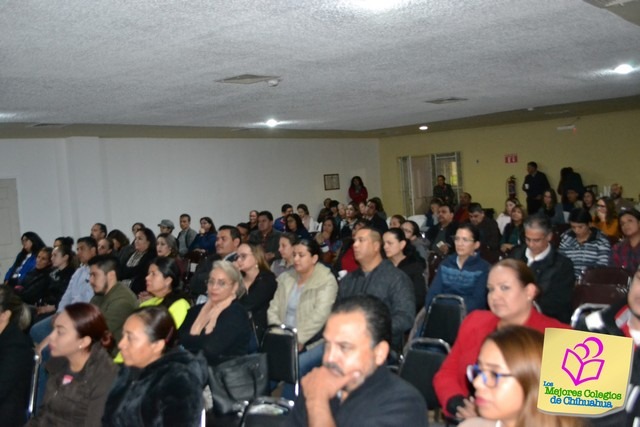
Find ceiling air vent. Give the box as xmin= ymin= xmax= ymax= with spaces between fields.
xmin=217 ymin=74 xmax=281 ymax=85
xmin=424 ymin=97 xmax=468 ymax=105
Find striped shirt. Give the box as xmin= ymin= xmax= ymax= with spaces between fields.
xmin=559 ymin=228 xmax=611 ymax=279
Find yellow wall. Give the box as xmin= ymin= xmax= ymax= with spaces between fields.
xmin=380 ymin=109 xmax=640 ymax=215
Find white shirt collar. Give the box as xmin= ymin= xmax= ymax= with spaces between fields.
xmin=525 ymin=244 xmax=551 ymax=265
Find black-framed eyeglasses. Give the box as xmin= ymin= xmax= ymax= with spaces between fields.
xmin=466 ymin=364 xmax=514 ymax=388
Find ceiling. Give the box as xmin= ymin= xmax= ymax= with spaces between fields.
xmin=1 ymin=0 xmax=640 ymax=139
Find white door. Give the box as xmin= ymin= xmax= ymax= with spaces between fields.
xmin=0 ymin=179 xmax=21 ymax=279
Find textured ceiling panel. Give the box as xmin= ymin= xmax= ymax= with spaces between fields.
xmin=0 ymin=0 xmax=639 ymax=135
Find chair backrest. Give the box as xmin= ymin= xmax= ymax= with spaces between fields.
xmin=421 ymin=294 xmax=466 ymax=347
xmin=399 ymin=338 xmax=449 ymax=411
xmin=581 ymin=266 xmax=632 ymax=287
xmin=570 ymin=303 xmax=608 ymax=329
xmin=261 ymin=325 xmax=299 ymax=396
xmin=478 ymin=245 xmax=501 ymax=265
xmin=572 ymin=266 xmax=632 ymax=309
xmin=240 ymin=396 xmax=294 ymax=427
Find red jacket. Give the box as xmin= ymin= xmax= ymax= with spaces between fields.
xmin=434 ymin=309 xmax=568 ymax=416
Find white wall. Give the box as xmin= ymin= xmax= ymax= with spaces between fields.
xmin=0 ymin=137 xmax=380 ymax=245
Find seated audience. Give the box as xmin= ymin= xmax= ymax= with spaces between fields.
xmin=610 ymin=182 xmax=635 ymax=214
xmin=389 ymin=214 xmax=406 ymax=229
xmin=317 ymin=198 xmax=333 ymax=224
xmin=28 ymin=303 xmax=118 ymax=426
xmin=434 ymin=259 xmax=568 ymax=420
xmin=14 ymin=246 xmax=52 ymax=305
xmin=89 ymin=255 xmax=138 ymax=346
xmin=461 ymin=326 xmax=586 ymax=427
xmin=274 ymin=203 xmax=294 ymax=232
xmin=593 ymin=196 xmax=621 ymax=239
xmin=496 ymin=197 xmax=519 ymax=235
xmin=383 ymin=228 xmax=427 ymax=312
xmin=35 ymin=244 xmax=76 ymax=320
xmin=426 ymin=204 xmax=458 ymax=257
xmin=107 ymin=229 xmax=130 ymax=262
xmin=120 ymin=227 xmax=157 ymax=294
xmin=155 ymin=232 xmax=186 ymax=277
xmin=248 ymin=210 xmax=259 ymax=232
xmin=53 ymin=236 xmax=74 ymax=250
xmin=348 ymin=175 xmax=369 ymax=205
xmin=271 ymin=232 xmax=296 ymax=277
xmin=286 ymin=213 xmax=312 ymax=240
xmin=582 ymin=189 xmax=597 ymax=218
xmin=558 ymin=208 xmax=611 ymax=279
xmin=365 ymin=198 xmax=389 ymax=232
xmin=538 ymin=189 xmax=565 ymax=226
xmin=610 ymin=209 xmax=640 ymax=274
xmin=425 ymin=224 xmax=490 ymax=313
xmin=4 ymin=231 xmax=46 ymax=287
xmin=287 ymin=295 xmax=428 ymax=427
xmin=234 ymin=243 xmax=278 ymax=340
xmin=98 ymin=238 xmax=115 ymax=256
xmin=157 ymin=219 xmax=174 ymax=236
xmin=178 ymin=260 xmax=251 ymax=366
xmin=188 ymin=216 xmax=217 ymax=255
xmin=249 ymin=210 xmax=282 ymax=263
xmin=140 ymin=257 xmax=190 ymax=327
xmin=90 ymin=223 xmax=108 ymax=242
xmin=500 ymin=204 xmax=525 ymax=254
xmin=339 ymin=201 xmax=361 ymax=238
xmin=401 ymin=219 xmax=429 ymax=261
xmin=0 ymin=285 xmax=33 ymax=427
xmin=103 ymin=307 xmax=208 ymax=427
xmin=297 ymin=203 xmax=319 ymax=233
xmin=576 ymin=266 xmax=640 ymax=426
xmin=425 ymin=197 xmax=442 ymax=229
xmin=236 ymin=222 xmax=251 ymax=243
xmin=468 ymin=203 xmax=501 ymax=251
xmin=509 ymin=214 xmax=575 ymax=324
xmin=315 ymin=217 xmax=342 ymax=264
xmin=333 ymin=219 xmax=369 ymax=276
xmin=177 ymin=213 xmax=198 ymax=256
xmin=454 ymin=192 xmax=472 ymax=224
xmin=267 ymin=239 xmax=338 ymax=399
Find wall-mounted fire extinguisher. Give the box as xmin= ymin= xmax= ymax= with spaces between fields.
xmin=507 ymin=176 xmax=517 ymax=198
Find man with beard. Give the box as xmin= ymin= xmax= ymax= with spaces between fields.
xmin=577 ymin=267 xmax=640 ymax=426
xmin=286 ymin=295 xmax=428 ymax=427
xmin=88 ymin=255 xmax=137 ymax=346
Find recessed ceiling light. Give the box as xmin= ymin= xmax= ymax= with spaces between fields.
xmin=265 ymin=119 xmax=279 ymax=127
xmin=419 ymin=125 xmax=429 ymax=131
xmin=346 ymin=0 xmax=405 ymax=11
xmin=613 ymin=64 xmax=634 ymax=75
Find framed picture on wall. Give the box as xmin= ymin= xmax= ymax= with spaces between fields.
xmin=324 ymin=174 xmax=340 ymax=191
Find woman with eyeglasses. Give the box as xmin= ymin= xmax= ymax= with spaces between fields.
xmin=434 ymin=259 xmax=568 ymax=421
xmin=593 ymin=196 xmax=621 ymax=239
xmin=423 ymin=224 xmax=490 ymax=313
xmin=178 ymin=260 xmax=251 ymax=366
xmin=461 ymin=326 xmax=585 ymax=427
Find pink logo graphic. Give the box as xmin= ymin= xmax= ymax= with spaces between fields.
xmin=561 ymin=337 xmax=605 ymax=386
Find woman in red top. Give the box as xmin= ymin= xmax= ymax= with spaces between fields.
xmin=348 ymin=176 xmax=368 ymax=205
xmin=434 ymin=259 xmax=569 ymax=421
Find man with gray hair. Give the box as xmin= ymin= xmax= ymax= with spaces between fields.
xmin=509 ymin=214 xmax=574 ymax=324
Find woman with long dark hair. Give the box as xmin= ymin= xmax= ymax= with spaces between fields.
xmin=348 ymin=176 xmax=368 ymax=205
xmin=140 ymin=257 xmax=190 ymax=327
xmin=315 ymin=217 xmax=342 ymax=264
xmin=593 ymin=196 xmax=620 ymax=239
xmin=383 ymin=228 xmax=427 ymax=312
xmin=285 ymin=213 xmax=312 ymax=240
xmin=189 ymin=216 xmax=217 ymax=254
xmin=14 ymin=246 xmax=52 ymax=305
xmin=4 ymin=231 xmax=46 ymax=287
xmin=538 ymin=189 xmax=565 ymax=226
xmin=28 ymin=302 xmax=117 ymax=426
xmin=120 ymin=227 xmax=157 ymax=295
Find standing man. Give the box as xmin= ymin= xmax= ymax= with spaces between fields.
xmin=522 ymin=161 xmax=550 ymax=215
xmin=433 ymin=174 xmax=456 ymax=207
xmin=177 ymin=213 xmax=197 ymax=256
xmin=88 ymin=255 xmax=138 ymax=345
xmin=249 ymin=211 xmax=282 ymax=263
xmin=338 ymin=227 xmax=415 ymax=351
xmin=286 ymin=295 xmax=428 ymax=427
xmin=509 ymin=214 xmax=574 ymax=324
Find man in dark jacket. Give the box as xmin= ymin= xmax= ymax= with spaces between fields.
xmin=509 ymin=214 xmax=574 ymax=324
xmin=337 ymin=227 xmax=415 ymax=351
xmin=426 ymin=204 xmax=458 ymax=257
xmin=468 ymin=203 xmax=501 ymax=252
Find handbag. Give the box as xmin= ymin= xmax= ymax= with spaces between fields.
xmin=208 ymin=352 xmax=269 ymax=415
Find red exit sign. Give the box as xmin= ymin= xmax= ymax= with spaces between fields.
xmin=504 ymin=154 xmax=518 ymax=164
